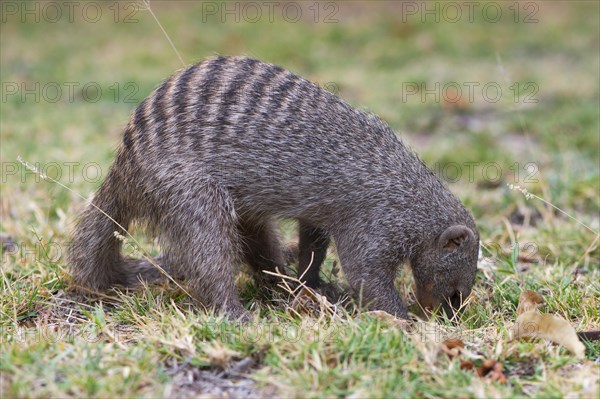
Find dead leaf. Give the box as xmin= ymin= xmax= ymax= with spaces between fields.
xmin=511 ymin=290 xmax=585 ymax=359
xmin=437 ymin=337 xmax=507 ymax=384
xmin=517 ymin=290 xmax=544 ymax=314
xmin=460 ymin=359 xmax=474 ymax=370
xmin=443 ymin=343 xmax=508 ymax=384
xmin=511 ymin=311 xmax=586 ymax=359
xmin=363 ymin=310 xmax=411 ymax=329
xmin=477 ymin=359 xmax=507 ymax=384
xmin=441 ymin=338 xmax=464 ymax=358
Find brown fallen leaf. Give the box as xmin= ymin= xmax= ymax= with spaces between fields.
xmin=517 ymin=290 xmax=544 ymax=314
xmin=439 ymin=338 xmax=508 ymax=384
xmin=511 ymin=290 xmax=586 ymax=359
xmin=460 ymin=359 xmax=474 ymax=370
xmin=441 ymin=338 xmax=464 ymax=358
xmin=459 ymin=356 xmax=508 ymax=384
xmin=477 ymin=359 xmax=495 ymax=376
xmin=477 ymin=359 xmax=507 ymax=384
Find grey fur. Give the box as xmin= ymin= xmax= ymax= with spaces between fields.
xmin=69 ymin=56 xmax=480 ymax=320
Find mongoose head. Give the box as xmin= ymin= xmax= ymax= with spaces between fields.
xmin=411 ymin=224 xmax=479 ymax=319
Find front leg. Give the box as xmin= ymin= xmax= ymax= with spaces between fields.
xmin=238 ymin=217 xmax=287 ymax=281
xmin=298 ymin=222 xmax=330 ymax=288
xmin=335 ymin=235 xmax=408 ymax=318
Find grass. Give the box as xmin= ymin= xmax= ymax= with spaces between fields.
xmin=1 ymin=1 xmax=599 ymax=397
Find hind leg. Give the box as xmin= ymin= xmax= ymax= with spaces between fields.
xmin=69 ymin=170 xmax=133 ymax=290
xmin=238 ymin=217 xmax=287 ymax=287
xmin=157 ymin=177 xmax=247 ymax=319
xmin=298 ymin=222 xmax=330 ymax=288
xmin=70 ymin=160 xmax=169 ymax=291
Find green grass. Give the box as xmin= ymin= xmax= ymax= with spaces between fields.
xmin=1 ymin=1 xmax=599 ymax=397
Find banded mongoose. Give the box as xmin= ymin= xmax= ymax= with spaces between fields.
xmin=70 ymin=56 xmax=480 ymax=320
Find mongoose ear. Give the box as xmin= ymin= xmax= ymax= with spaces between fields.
xmin=439 ymin=225 xmax=475 ymax=252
